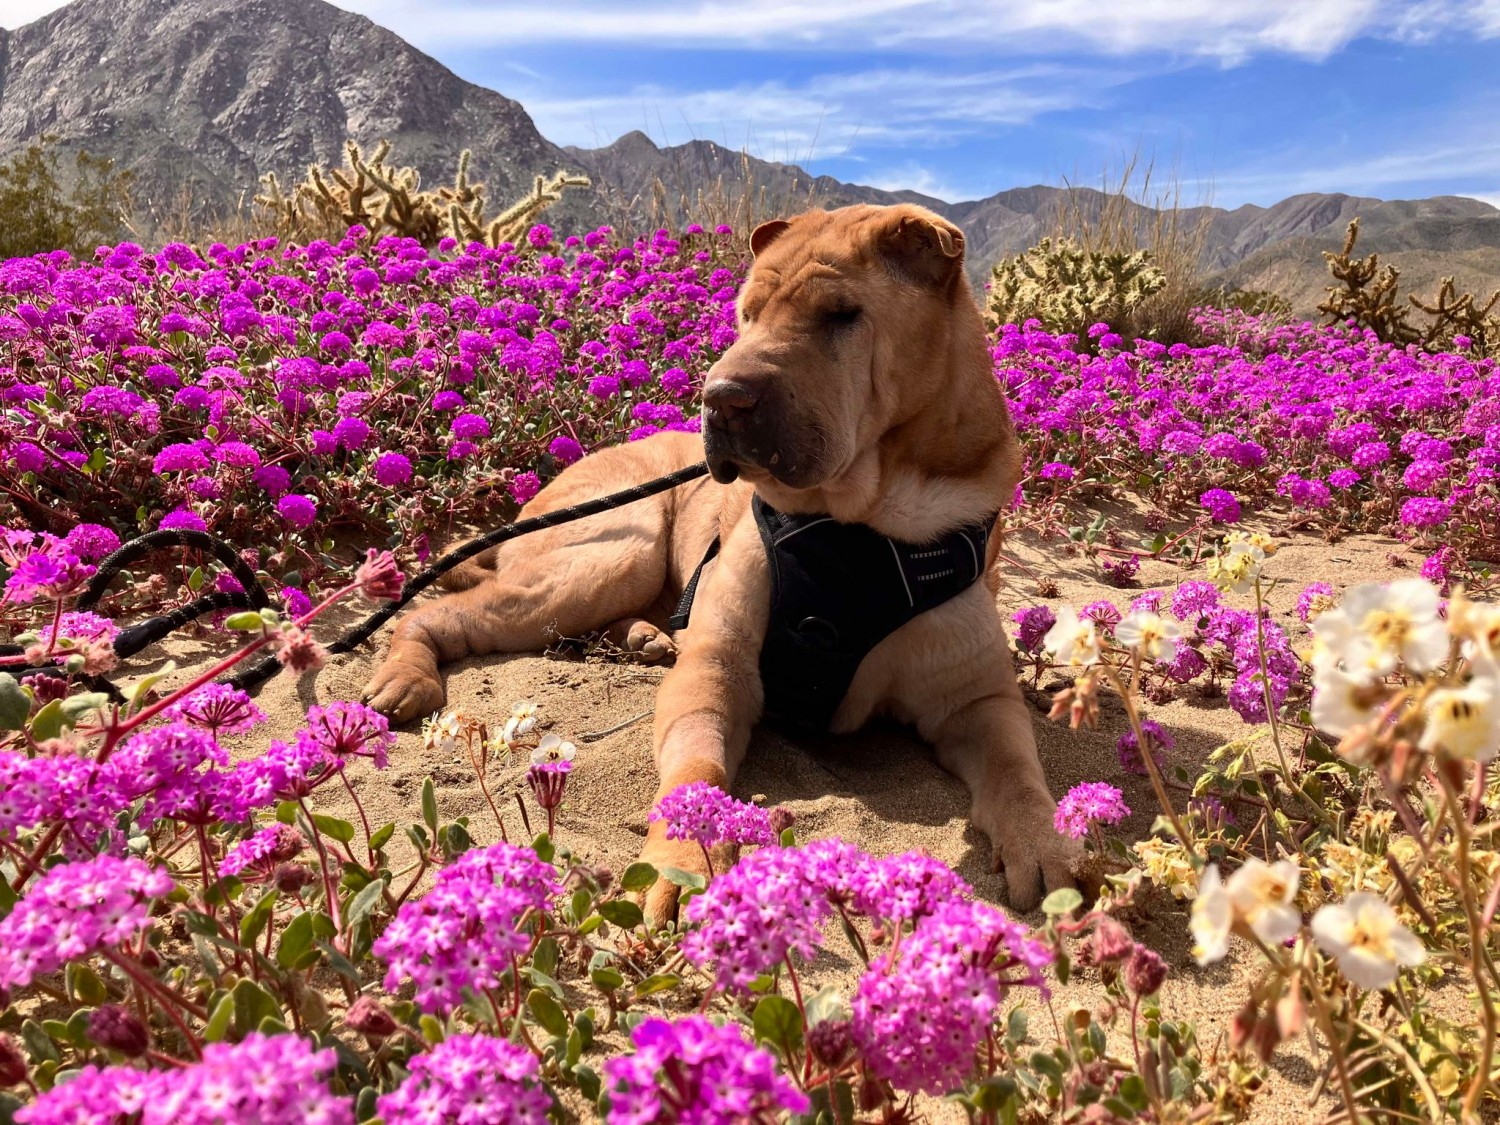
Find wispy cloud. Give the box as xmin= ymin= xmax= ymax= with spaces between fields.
xmin=321 ymin=0 xmax=1500 ymax=61
xmin=520 ymin=64 xmax=1124 ymax=166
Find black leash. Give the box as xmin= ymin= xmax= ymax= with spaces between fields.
xmin=2 ymin=462 xmax=711 ymax=700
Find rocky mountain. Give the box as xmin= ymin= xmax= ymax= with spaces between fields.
xmin=4 ymin=0 xmax=1499 ymax=310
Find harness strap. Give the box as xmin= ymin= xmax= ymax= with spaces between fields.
xmin=668 ymin=535 xmax=721 ymax=632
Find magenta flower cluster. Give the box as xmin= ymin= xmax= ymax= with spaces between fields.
xmin=0 ymin=855 xmax=172 ymax=988
xmin=649 ymin=780 xmax=774 ymax=848
xmin=376 ymin=1033 xmax=551 ymax=1125
xmin=374 ymin=841 xmax=560 ymax=1013
xmin=604 ymin=1015 xmax=808 ymax=1124
xmin=17 ymin=1033 xmax=350 ymax=1125
xmin=1054 ymin=781 xmax=1131 ymax=838
xmin=0 ymin=226 xmax=739 ymax=562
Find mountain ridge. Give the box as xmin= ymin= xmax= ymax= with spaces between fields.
xmin=4 ymin=0 xmax=1499 ymax=309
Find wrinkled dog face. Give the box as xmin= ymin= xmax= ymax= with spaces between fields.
xmin=701 ymin=205 xmax=966 ymax=488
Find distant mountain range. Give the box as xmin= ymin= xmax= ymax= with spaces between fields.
xmin=4 ymin=0 xmax=1500 ymax=310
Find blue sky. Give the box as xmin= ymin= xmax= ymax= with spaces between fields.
xmin=9 ymin=0 xmax=1500 ymax=208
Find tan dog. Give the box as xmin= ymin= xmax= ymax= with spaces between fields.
xmin=362 ymin=203 xmax=1080 ymax=918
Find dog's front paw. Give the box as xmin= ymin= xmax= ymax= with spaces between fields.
xmin=980 ymin=803 xmax=1083 ymax=913
xmin=361 ymin=662 xmax=445 ymax=725
xmin=630 ymin=834 xmax=723 ymax=929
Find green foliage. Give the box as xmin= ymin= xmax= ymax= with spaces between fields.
xmin=0 ymin=135 xmax=134 ymax=259
xmin=985 ymin=237 xmax=1167 ymax=343
xmin=253 ymin=139 xmax=589 ymax=249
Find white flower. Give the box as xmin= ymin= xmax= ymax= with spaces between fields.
xmin=1311 ymin=892 xmax=1425 ymax=990
xmin=1226 ymin=858 xmax=1302 ymax=946
xmin=1418 ymin=663 xmax=1500 ymax=763
xmin=1310 ymin=663 xmax=1384 ymax=740
xmin=422 ymin=709 xmax=464 ymax=754
xmin=1044 ymin=607 xmax=1101 ymax=667
xmin=1312 ymin=579 xmax=1448 ymax=682
xmin=502 ymin=699 xmax=539 ymax=745
xmin=1451 ymin=598 xmax=1500 ymax=663
xmin=1191 ymin=864 xmax=1233 ymax=965
xmin=530 ymin=733 xmax=577 ymax=766
xmin=1116 ymin=611 xmax=1180 ymax=662
xmin=1207 ymin=539 xmax=1266 ymax=595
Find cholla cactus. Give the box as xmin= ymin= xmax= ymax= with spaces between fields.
xmin=1409 ymin=275 xmax=1500 ymax=355
xmin=1320 ymin=218 xmax=1500 ymax=354
xmin=1317 ymin=218 xmax=1419 ymax=345
xmin=985 ymin=237 xmax=1167 ymax=341
xmin=253 ymin=140 xmax=588 ymax=249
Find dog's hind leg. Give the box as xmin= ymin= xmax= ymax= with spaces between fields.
xmin=362 ymin=509 xmax=672 ymax=723
xmin=603 ymin=617 xmax=677 ymax=662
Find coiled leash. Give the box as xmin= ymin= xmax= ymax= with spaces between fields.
xmin=1 ymin=462 xmax=711 ymax=703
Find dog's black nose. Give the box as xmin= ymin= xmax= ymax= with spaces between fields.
xmin=703 ymin=380 xmax=760 ymax=430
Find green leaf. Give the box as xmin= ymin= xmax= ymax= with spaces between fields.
xmin=344 ymin=879 xmax=386 ymax=934
xmin=569 ymin=887 xmax=593 ymax=924
xmin=532 ymin=937 xmax=559 ymax=980
xmin=752 ymin=994 xmax=804 ymax=1056
xmin=619 ymin=862 xmax=658 ymax=892
xmin=313 ymin=814 xmax=356 ymax=845
xmin=180 ymin=909 xmax=224 ymax=939
xmin=531 ymin=833 xmax=554 ymax=864
xmin=590 ymin=966 xmax=625 ymax=992
xmin=597 ymin=899 xmax=644 ymax=930
xmin=0 ymin=674 xmax=30 ymax=731
xmin=574 ymin=1064 xmax=601 ymax=1101
xmin=233 ymin=978 xmax=283 ymax=1035
xmin=659 ymin=866 xmax=706 ymax=891
xmin=276 ymin=800 xmax=299 ymax=825
xmin=633 ymin=974 xmax=681 ymax=998
xmin=277 ymin=911 xmax=322 ymax=971
xmin=21 ymin=1020 xmax=61 ymax=1068
xmin=203 ymin=993 xmax=235 ymax=1042
xmin=315 ymin=939 xmax=364 ymax=984
xmin=527 ymin=989 xmax=569 ymax=1037
xmin=1007 ymin=1007 xmax=1029 ymax=1044
xmin=59 ymin=693 xmax=108 ymax=730
xmin=27 ymin=700 xmax=65 ymax=743
xmin=421 ymin=778 xmax=438 ymax=835
xmin=124 ymin=661 xmax=177 ymax=714
xmin=66 ymin=962 xmax=108 ymax=1006
xmin=369 ymin=823 xmax=395 ymax=852
xmin=419 ymin=1015 xmax=444 ymax=1044
xmin=1041 ymin=887 xmax=1083 ymax=917
xmin=1117 ymin=1074 xmax=1149 ymax=1112
xmin=442 ymin=821 xmax=471 ymax=858
xmin=225 ymin=611 xmax=267 ymax=631
xmin=240 ymin=889 xmax=279 ymax=947
xmin=0 ymin=877 xmax=14 ymax=922
xmin=355 ymin=1087 xmax=379 ymax=1123
xmin=84 ymin=448 xmax=107 ymax=475
xmin=187 ymin=566 xmax=205 ymax=593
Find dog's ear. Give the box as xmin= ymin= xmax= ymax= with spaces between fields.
xmin=876 ymin=211 xmax=966 ymax=287
xmin=750 ymin=219 xmax=791 ymax=258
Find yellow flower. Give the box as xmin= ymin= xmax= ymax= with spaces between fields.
xmin=1311 ymin=892 xmax=1425 ymax=989
xmin=1133 ymin=837 xmax=1197 ymax=899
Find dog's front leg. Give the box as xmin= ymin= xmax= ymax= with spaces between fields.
xmin=919 ymin=637 xmax=1082 ymax=912
xmin=636 ymin=515 xmax=769 ymax=926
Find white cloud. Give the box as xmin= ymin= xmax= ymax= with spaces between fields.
xmin=320 ymin=0 xmax=1498 ymax=61
xmin=1 ymin=1 xmax=71 ymax=27
xmin=521 ymin=65 xmax=1119 ymax=160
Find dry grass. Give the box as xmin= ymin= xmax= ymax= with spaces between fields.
xmin=1049 ymin=152 xmax=1215 ymax=342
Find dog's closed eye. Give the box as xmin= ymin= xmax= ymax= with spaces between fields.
xmin=822 ymin=305 xmax=861 ymax=328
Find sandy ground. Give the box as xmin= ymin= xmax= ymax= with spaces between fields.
xmin=122 ymin=511 xmax=1457 ymax=1123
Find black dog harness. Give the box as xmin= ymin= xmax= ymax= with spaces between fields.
xmin=669 ymin=496 xmax=996 ymax=730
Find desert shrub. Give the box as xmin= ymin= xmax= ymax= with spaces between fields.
xmin=254 ymin=139 xmax=588 ymax=249
xmin=0 ymin=136 xmax=134 ymax=259
xmin=1202 ymin=286 xmax=1294 ymax=322
xmin=984 ymin=236 xmax=1167 ymax=342
xmin=1320 ymin=217 xmax=1500 ymax=354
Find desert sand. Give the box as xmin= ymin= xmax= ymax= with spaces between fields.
xmin=127 ymin=510 xmax=1449 ymax=1123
